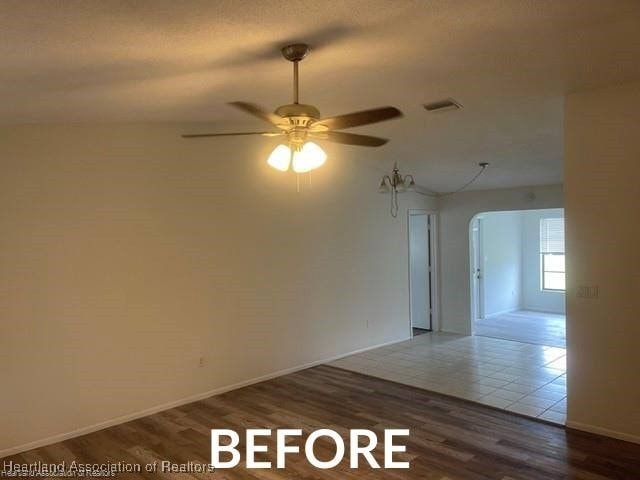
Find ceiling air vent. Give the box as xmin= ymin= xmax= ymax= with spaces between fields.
xmin=423 ymin=98 xmax=462 ymax=113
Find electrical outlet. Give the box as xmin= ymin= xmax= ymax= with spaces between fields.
xmin=577 ymin=285 xmax=598 ymax=299
xmin=198 ymin=356 xmax=205 ymax=368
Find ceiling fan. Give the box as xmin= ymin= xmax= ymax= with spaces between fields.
xmin=182 ymin=43 xmax=403 ymax=173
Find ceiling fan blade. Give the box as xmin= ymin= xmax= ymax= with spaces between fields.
xmin=312 ymin=106 xmax=402 ymax=130
xmin=182 ymin=131 xmax=283 ymax=138
xmin=311 ymin=131 xmax=389 ymax=147
xmin=229 ymin=101 xmax=283 ymax=126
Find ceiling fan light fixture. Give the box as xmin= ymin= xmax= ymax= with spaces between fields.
xmin=292 ymin=141 xmax=326 ymax=173
xmin=267 ymin=144 xmax=292 ymax=171
xmin=378 ymin=178 xmax=390 ymax=193
xmin=182 ymin=42 xmax=403 ymax=183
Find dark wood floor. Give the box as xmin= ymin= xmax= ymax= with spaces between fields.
xmin=413 ymin=327 xmax=429 ymax=337
xmin=5 ymin=365 xmax=640 ymax=479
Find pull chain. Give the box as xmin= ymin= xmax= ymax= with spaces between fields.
xmin=296 ymin=172 xmax=312 ymax=193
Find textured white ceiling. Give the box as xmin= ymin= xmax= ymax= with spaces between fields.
xmin=2 ymin=0 xmax=640 ymax=190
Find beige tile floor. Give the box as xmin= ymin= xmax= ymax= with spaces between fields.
xmin=328 ymin=332 xmax=567 ymax=424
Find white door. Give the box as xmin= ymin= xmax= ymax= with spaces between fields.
xmin=471 ymin=217 xmax=484 ymax=321
xmin=409 ymin=213 xmax=432 ymax=330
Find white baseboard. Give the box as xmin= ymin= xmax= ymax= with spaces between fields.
xmin=0 ymin=336 xmax=410 ymax=459
xmin=521 ymin=306 xmax=565 ymax=315
xmin=566 ymin=421 xmax=640 ymax=444
xmin=482 ymin=308 xmax=519 ymax=319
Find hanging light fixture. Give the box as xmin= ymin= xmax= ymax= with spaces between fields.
xmin=378 ymin=162 xmax=416 ymax=217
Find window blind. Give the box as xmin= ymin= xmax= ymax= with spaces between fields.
xmin=540 ymin=218 xmax=565 ymax=253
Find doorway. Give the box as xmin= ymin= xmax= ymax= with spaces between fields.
xmin=408 ymin=210 xmax=437 ymax=337
xmin=468 ymin=209 xmax=566 ymax=347
xmin=471 ymin=217 xmax=484 ymax=322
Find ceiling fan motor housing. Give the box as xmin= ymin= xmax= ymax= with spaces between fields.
xmin=275 ymin=103 xmax=321 ymax=123
xmin=274 ymin=103 xmax=329 ymax=147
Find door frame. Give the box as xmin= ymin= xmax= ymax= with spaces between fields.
xmin=469 ymin=215 xmax=485 ymax=334
xmin=407 ymin=209 xmax=439 ymax=338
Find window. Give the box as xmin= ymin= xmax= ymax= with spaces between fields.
xmin=540 ymin=217 xmax=565 ymax=291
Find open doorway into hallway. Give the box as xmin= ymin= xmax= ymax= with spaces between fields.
xmin=408 ymin=210 xmax=437 ymax=337
xmin=469 ymin=209 xmax=566 ymax=348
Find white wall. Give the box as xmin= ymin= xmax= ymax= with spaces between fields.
xmin=479 ymin=211 xmax=522 ymax=317
xmin=0 ymin=123 xmax=433 ymax=454
xmin=521 ymin=209 xmax=565 ymax=314
xmin=436 ymin=185 xmax=564 ymax=334
xmin=565 ymin=81 xmax=640 ymax=442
